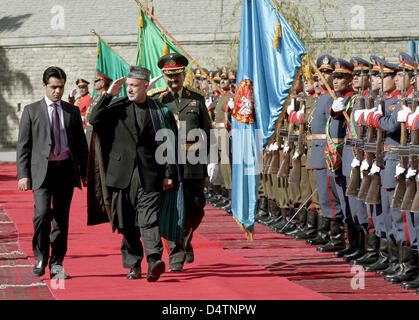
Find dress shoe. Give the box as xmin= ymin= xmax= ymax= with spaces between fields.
xmin=50 ymin=264 xmax=71 ymax=280
xmin=33 ymin=260 xmax=47 ymax=277
xmin=401 ymin=275 xmax=419 ymax=290
xmin=126 ymin=266 xmax=141 ymax=280
xmin=168 ymin=263 xmax=184 ymax=272
xmin=147 ymin=260 xmax=165 ymax=282
xmin=185 ymin=249 xmax=194 ymax=264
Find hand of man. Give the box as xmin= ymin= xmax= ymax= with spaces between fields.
xmin=296 ymin=104 xmax=305 ymax=119
xmin=354 ymin=109 xmax=365 ymax=122
xmin=207 ymin=163 xmax=219 ymax=183
xmin=107 ymin=77 xmax=126 ymax=97
xmin=69 ymin=88 xmax=77 ymax=98
xmin=18 ymin=178 xmax=30 ymax=191
xmin=332 ymin=97 xmax=345 ymax=112
xmin=163 ymin=178 xmax=173 ymax=191
xmin=227 ymin=98 xmax=235 ymax=110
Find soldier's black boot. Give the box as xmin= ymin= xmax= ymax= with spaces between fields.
xmin=270 ymin=208 xmax=288 ymax=232
xmin=285 ymin=209 xmax=307 ymax=238
xmin=267 ymin=201 xmax=282 ymax=228
xmin=220 ymin=190 xmax=232 ymax=213
xmin=401 ymin=255 xmax=419 ymax=290
xmin=259 ymin=199 xmax=276 ymax=226
xmin=364 ymin=238 xmax=390 ymax=272
xmin=255 ymin=197 xmax=269 ymax=223
xmin=317 ymin=219 xmax=345 ymax=253
xmin=376 ymin=241 xmax=399 ymax=276
xmin=350 ymin=232 xmax=380 ymax=266
xmin=295 ymin=210 xmax=318 ymax=240
xmin=208 ymin=185 xmax=222 ymax=205
xmin=385 ymin=246 xmax=418 ymax=284
xmin=334 ymin=222 xmax=359 ymax=258
xmin=306 ymin=215 xmax=330 ymax=245
xmin=279 ymin=208 xmax=297 ymax=234
xmin=343 ymin=232 xmax=366 ymax=263
xmin=214 ymin=188 xmax=229 ymax=208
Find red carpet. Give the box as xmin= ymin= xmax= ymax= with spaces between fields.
xmin=0 ymin=163 xmax=326 ymax=300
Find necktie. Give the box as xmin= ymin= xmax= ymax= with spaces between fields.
xmin=51 ymin=103 xmax=61 ymax=155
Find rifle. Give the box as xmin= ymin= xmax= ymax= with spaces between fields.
xmin=404 ymin=60 xmax=419 ymax=211
xmin=267 ymin=127 xmax=281 ymax=175
xmin=357 ymin=67 xmax=376 ymax=200
xmin=391 ymin=62 xmax=408 ymax=209
xmin=346 ymin=65 xmax=366 ymax=196
xmin=278 ymin=94 xmax=299 ymax=178
xmin=289 ymin=75 xmax=306 ymax=184
xmin=365 ymin=62 xmax=386 ymax=205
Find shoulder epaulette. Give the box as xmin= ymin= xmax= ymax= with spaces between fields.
xmin=147 ymin=87 xmax=167 ymax=97
xmin=185 ymin=86 xmax=206 ymax=97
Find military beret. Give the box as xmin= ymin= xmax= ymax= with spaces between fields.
xmin=350 ymin=57 xmax=372 ymax=75
xmin=398 ymin=52 xmax=415 ymax=72
xmin=127 ymin=66 xmax=151 ymax=81
xmin=76 ymin=79 xmax=89 ymax=86
xmin=94 ymin=70 xmax=112 ymax=83
xmin=158 ymin=53 xmax=188 ymax=75
xmin=332 ymin=58 xmax=353 ymax=77
xmin=316 ymin=55 xmax=335 ymax=72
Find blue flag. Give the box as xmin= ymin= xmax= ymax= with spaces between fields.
xmin=231 ymin=0 xmax=306 ymax=239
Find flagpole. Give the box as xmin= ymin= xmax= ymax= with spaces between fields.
xmin=90 ymin=29 xmax=130 ymax=65
xmin=134 ymin=0 xmax=228 ymax=98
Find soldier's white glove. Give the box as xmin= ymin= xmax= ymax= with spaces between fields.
xmin=406 ymin=168 xmax=417 ymax=179
xmin=354 ymin=110 xmax=365 ymax=122
xmin=272 ymin=142 xmax=279 ymax=151
xmin=296 ymin=104 xmax=305 ymax=119
xmin=205 ymin=97 xmax=212 ymax=109
xmin=332 ymin=97 xmax=345 ymax=112
xmin=69 ymin=88 xmax=77 ymax=98
xmin=286 ymin=99 xmax=295 ymax=115
xmin=360 ymin=159 xmax=370 ymax=171
xmin=369 ymin=161 xmax=381 ymax=175
xmin=397 ymin=106 xmax=412 ymax=123
xmin=395 ymin=163 xmax=406 ymax=177
xmin=283 ymin=141 xmax=290 ymax=153
xmin=351 ymin=158 xmax=361 ymax=168
xmin=207 ymin=163 xmax=219 ymax=183
xmin=227 ymin=98 xmax=235 ymax=110
xmin=292 ymin=151 xmax=299 ymax=160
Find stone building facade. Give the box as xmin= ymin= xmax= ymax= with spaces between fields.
xmin=0 ymin=0 xmax=418 ymax=146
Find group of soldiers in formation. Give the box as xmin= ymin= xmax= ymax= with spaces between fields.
xmin=192 ymin=53 xmax=419 ymax=295
xmin=69 ymin=51 xmax=419 ymax=292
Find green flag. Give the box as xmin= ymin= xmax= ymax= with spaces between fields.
xmin=136 ymin=8 xmax=188 ymax=89
xmin=93 ymin=37 xmax=130 ymax=99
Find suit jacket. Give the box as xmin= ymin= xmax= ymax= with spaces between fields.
xmin=148 ymin=86 xmax=214 ymax=179
xmin=88 ymin=93 xmax=171 ymax=192
xmin=16 ymin=98 xmax=88 ymax=190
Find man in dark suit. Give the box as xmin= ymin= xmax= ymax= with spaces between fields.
xmin=148 ymin=53 xmax=218 ymax=272
xmin=88 ymin=66 xmax=176 ymax=282
xmin=16 ymin=66 xmax=88 ymax=279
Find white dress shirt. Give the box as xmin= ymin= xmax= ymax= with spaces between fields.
xmin=44 ymin=96 xmax=70 ymax=161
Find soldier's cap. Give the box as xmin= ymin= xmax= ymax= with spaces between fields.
xmin=127 ymin=66 xmax=151 ymax=81
xmin=76 ymin=79 xmax=89 ymax=86
xmin=212 ymin=72 xmax=221 ymax=82
xmin=158 ymin=53 xmax=188 ymax=75
xmin=332 ymin=58 xmax=353 ymax=77
xmin=228 ymin=70 xmax=236 ymax=81
xmin=398 ymin=52 xmax=415 ymax=72
xmin=195 ymin=68 xmax=209 ymax=80
xmin=219 ymin=67 xmax=229 ymax=79
xmin=350 ymin=57 xmax=372 ymax=75
xmin=372 ymin=56 xmax=398 ymax=75
xmin=316 ymin=55 xmax=335 ymax=72
xmin=94 ymin=70 xmax=112 ymax=83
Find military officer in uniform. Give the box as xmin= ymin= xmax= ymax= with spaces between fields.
xmin=148 ymin=53 xmax=217 ymax=272
xmin=69 ymin=79 xmax=92 ymax=129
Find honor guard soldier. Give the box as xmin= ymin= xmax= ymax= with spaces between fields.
xmin=85 ymin=70 xmax=112 ymax=148
xmin=148 ymin=53 xmax=217 ymax=272
xmin=303 ymin=55 xmax=344 ymax=249
xmin=69 ymin=79 xmax=92 ymax=129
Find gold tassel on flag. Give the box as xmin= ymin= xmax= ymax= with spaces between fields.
xmin=162 ymin=34 xmax=169 ymax=55
xmin=233 ymin=216 xmax=254 ymax=241
xmin=273 ymin=23 xmax=281 ymax=49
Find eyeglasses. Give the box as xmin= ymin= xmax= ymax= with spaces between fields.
xmin=78 ymin=85 xmax=88 ymax=89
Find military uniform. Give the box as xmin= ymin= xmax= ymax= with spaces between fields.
xmin=148 ymin=53 xmax=214 ymax=272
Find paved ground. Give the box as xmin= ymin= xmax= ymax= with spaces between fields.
xmin=0 ymin=149 xmax=16 ymax=162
